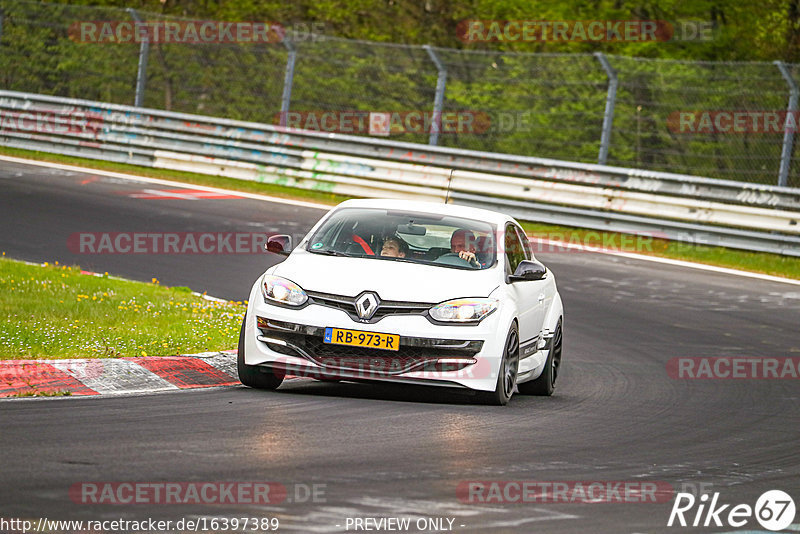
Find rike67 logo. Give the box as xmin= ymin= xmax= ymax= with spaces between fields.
xmin=668 ymin=490 xmax=796 ymax=531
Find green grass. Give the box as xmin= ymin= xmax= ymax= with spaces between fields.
xmin=0 ymin=257 xmax=246 ymax=360
xmin=2 ymin=145 xmax=799 ymax=280
xmin=10 ymin=389 xmax=72 ymax=397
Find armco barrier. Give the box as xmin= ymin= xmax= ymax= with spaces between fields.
xmin=1 ymin=89 xmax=800 ymax=256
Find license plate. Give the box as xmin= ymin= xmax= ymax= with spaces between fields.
xmin=323 ymin=327 xmax=399 ymax=351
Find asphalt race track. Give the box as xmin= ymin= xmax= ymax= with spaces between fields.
xmin=1 ymin=159 xmax=799 ymax=533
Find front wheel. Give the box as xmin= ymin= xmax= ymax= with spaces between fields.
xmin=518 ymin=319 xmax=562 ymax=396
xmin=475 ymin=323 xmax=519 ymax=405
xmin=237 ymin=315 xmax=284 ymax=390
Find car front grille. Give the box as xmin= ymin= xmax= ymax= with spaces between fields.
xmin=257 ymin=317 xmax=482 ymax=375
xmin=305 ymin=290 xmax=431 ymax=323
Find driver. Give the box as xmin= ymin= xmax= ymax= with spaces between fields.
xmin=449 ymin=229 xmax=479 ymax=266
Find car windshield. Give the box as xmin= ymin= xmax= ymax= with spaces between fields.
xmin=306 ymin=208 xmax=497 ymax=270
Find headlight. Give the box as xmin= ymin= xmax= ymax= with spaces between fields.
xmin=261 ymin=275 xmax=308 ymax=306
xmin=429 ymin=298 xmax=498 ymax=323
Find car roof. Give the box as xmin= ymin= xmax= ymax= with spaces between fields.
xmin=333 ymin=198 xmax=515 ymax=227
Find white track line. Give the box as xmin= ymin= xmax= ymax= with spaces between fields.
xmin=535 ymin=238 xmax=800 ymax=286
xmin=3 ymin=154 xmax=799 ymax=286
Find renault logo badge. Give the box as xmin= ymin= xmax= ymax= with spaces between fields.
xmin=355 ymin=292 xmax=380 ymax=320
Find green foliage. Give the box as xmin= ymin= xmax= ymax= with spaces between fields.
xmin=0 ymin=258 xmax=247 ymax=359
xmin=18 ymin=0 xmax=799 ymax=61
xmin=2 ymin=0 xmax=800 ymax=185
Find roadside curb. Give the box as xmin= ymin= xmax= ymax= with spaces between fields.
xmin=0 ymin=351 xmax=241 ymax=398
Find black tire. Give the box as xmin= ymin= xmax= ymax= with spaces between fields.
xmin=237 ymin=315 xmax=284 ymax=390
xmin=475 ymin=322 xmax=519 ymax=406
xmin=518 ymin=319 xmax=562 ymax=396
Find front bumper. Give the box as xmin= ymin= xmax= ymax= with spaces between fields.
xmin=243 ymin=288 xmax=507 ymax=392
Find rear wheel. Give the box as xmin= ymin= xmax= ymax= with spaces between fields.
xmin=237 ymin=315 xmax=284 ymax=390
xmin=475 ymin=323 xmax=519 ymax=406
xmin=519 ymin=319 xmax=562 ymax=396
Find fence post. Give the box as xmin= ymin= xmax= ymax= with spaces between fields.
xmin=279 ymin=36 xmax=297 ymax=127
xmin=775 ymin=61 xmax=797 ymax=188
xmin=595 ymin=52 xmax=618 ymax=166
xmin=126 ymin=8 xmax=149 ymax=107
xmin=424 ymin=45 xmax=447 ymax=146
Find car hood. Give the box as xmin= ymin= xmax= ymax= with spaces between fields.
xmin=271 ymin=249 xmax=500 ymax=302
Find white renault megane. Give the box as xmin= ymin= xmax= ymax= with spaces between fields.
xmin=238 ymin=199 xmax=563 ymax=405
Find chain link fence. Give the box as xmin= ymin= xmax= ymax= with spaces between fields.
xmin=1 ymin=0 xmax=799 ymax=188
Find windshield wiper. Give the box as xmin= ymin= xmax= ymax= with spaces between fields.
xmin=310 ymin=248 xmax=351 ymax=257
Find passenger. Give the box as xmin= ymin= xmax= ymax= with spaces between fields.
xmin=380 ymin=236 xmax=409 ymax=258
xmin=449 ymin=229 xmax=479 ymax=265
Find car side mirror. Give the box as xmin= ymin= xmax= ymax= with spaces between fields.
xmin=509 ymin=260 xmax=546 ymax=282
xmin=265 ymin=234 xmax=292 ymax=256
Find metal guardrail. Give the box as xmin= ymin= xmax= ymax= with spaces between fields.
xmin=1 ymin=89 xmax=800 ymax=256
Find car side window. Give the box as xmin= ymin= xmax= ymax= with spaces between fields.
xmin=514 ymin=225 xmax=532 ymax=260
xmin=504 ymin=224 xmax=526 ymax=275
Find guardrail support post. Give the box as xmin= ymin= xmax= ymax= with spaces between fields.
xmin=775 ymin=60 xmax=797 ymax=188
xmin=424 ymin=45 xmax=447 ymax=146
xmin=279 ymin=37 xmax=297 ymax=127
xmin=595 ymin=52 xmax=618 ymax=166
xmin=127 ymin=8 xmax=149 ymax=107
